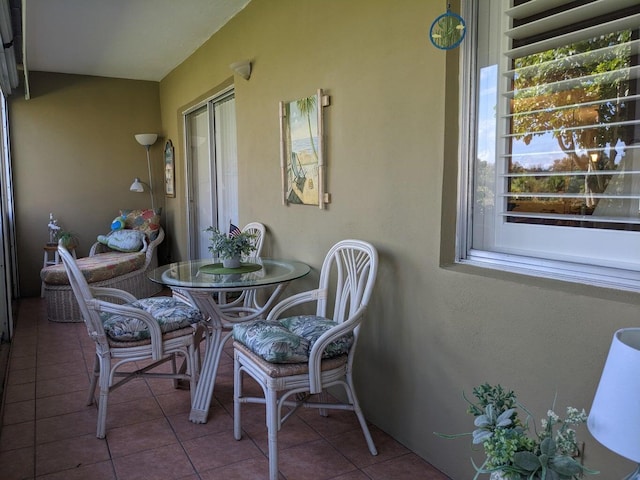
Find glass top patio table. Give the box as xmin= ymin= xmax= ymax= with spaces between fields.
xmin=148 ymin=258 xmax=310 ymax=291
xmin=148 ymin=257 xmax=311 ymax=423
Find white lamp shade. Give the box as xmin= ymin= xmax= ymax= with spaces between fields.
xmin=134 ymin=133 xmax=158 ymax=147
xmin=130 ymin=178 xmax=144 ymax=192
xmin=588 ymin=328 xmax=640 ymax=462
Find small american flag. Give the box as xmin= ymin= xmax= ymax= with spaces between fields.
xmin=229 ymin=222 xmax=241 ymax=238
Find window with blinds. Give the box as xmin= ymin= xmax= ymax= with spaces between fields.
xmin=502 ymin=0 xmax=640 ymax=230
xmin=460 ymin=0 xmax=640 ymax=290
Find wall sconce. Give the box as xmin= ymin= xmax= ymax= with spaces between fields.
xmin=134 ymin=133 xmax=158 ymax=211
xmin=589 ymin=328 xmax=640 ymax=479
xmin=230 ymin=60 xmax=251 ymax=80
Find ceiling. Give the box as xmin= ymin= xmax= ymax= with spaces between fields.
xmin=17 ymin=0 xmax=251 ymax=82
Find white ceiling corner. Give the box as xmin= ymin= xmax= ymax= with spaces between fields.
xmin=23 ymin=0 xmax=251 ymax=82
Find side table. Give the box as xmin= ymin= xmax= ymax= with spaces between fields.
xmin=41 ymin=244 xmax=75 ymax=297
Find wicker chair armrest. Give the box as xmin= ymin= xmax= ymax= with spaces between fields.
xmin=89 ymin=242 xmax=111 ymax=256
xmin=307 ymin=304 xmax=367 ymax=394
xmin=90 ymin=286 xmax=138 ymax=304
xmin=266 ymin=288 xmax=326 ymax=321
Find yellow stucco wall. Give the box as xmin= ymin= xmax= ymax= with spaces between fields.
xmin=158 ymin=1 xmax=640 ymax=477
xmin=9 ymin=73 xmax=163 ymax=296
xmin=7 ymin=0 xmax=640 ymax=477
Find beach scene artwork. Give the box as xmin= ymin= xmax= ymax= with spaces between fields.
xmin=282 ymin=93 xmax=320 ymax=206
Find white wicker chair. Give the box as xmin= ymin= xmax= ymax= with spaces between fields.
xmin=221 ymin=221 xmax=266 ymax=308
xmin=232 ymin=239 xmax=379 ymax=480
xmin=57 ymin=244 xmax=204 ymax=439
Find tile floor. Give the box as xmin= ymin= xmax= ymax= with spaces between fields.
xmin=0 ymin=296 xmax=450 ymax=479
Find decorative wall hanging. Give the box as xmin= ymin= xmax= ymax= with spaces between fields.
xmin=280 ymin=89 xmax=331 ymax=209
xmin=429 ymin=3 xmax=466 ymax=50
xmin=164 ymin=140 xmax=175 ymax=197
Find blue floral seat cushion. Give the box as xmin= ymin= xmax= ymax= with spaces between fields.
xmin=233 ymin=315 xmax=354 ymax=364
xmin=100 ymin=297 xmax=203 ymax=342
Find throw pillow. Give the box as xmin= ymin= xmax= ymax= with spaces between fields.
xmin=120 ymin=209 xmax=161 ymax=241
xmin=97 ymin=229 xmax=146 ymax=252
xmin=111 ymin=215 xmax=125 ymax=231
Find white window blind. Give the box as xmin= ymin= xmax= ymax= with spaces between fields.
xmin=499 ymin=0 xmax=640 ymax=231
xmin=461 ymin=0 xmax=640 ymax=289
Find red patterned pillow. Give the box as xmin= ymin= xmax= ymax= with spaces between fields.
xmin=120 ymin=209 xmax=161 ymax=241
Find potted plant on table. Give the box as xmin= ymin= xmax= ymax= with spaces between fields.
xmin=206 ymin=226 xmax=257 ymax=268
xmin=436 ymin=383 xmax=598 ymax=480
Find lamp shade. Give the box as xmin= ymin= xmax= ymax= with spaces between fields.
xmin=588 ymin=328 xmax=640 ymax=462
xmin=130 ymin=178 xmax=144 ymax=192
xmin=134 ymin=133 xmax=157 ymax=147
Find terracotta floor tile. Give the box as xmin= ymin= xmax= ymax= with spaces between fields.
xmin=166 ymin=407 xmax=233 ymax=442
xmin=104 ymin=396 xmax=164 ymax=430
xmin=0 ymin=420 xmax=34 ymax=451
xmin=36 ymin=373 xmax=90 ymax=398
xmin=8 ymin=354 xmax=36 ymax=370
xmin=7 ymin=366 xmax=35 ymax=386
xmin=106 ymin=417 xmax=179 ymax=458
xmin=0 ymin=297 xmax=452 ymax=480
xmin=2 ymin=398 xmax=35 ymax=425
xmin=35 ymin=408 xmax=98 ymax=444
xmin=278 ymin=438 xmax=357 ymax=480
xmin=199 ymin=455 xmax=276 ymax=480
xmin=35 ymin=433 xmax=110 ymax=476
xmin=326 ymin=424 xmax=410 ymax=468
xmin=0 ymin=445 xmax=35 ymax=479
xmin=362 ymin=452 xmax=450 ymax=480
xmin=182 ymin=429 xmax=263 ymax=472
xmin=112 ymin=443 xmax=195 ymax=480
xmin=36 ymin=389 xmax=88 ymax=419
xmin=36 ymin=459 xmax=116 ymax=480
xmin=4 ymin=380 xmax=35 ymax=403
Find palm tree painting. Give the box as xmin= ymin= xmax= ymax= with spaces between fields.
xmin=283 ymin=93 xmax=320 ymax=205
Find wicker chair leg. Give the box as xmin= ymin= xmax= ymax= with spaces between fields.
xmin=96 ymin=357 xmax=111 ymax=439
xmin=266 ymin=388 xmax=279 ymax=480
xmin=345 ymin=377 xmax=377 ymax=456
xmin=87 ymin=354 xmax=99 ymax=406
xmin=233 ymin=358 xmax=243 ymax=441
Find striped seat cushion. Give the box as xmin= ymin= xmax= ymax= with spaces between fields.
xmin=40 ymin=251 xmax=146 ymax=285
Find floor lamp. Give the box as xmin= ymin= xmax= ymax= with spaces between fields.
xmin=133 ymin=133 xmax=158 ymax=211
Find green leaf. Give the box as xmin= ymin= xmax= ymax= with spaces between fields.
xmin=549 ymin=456 xmax=583 ymax=476
xmin=513 ymin=451 xmax=541 ymax=472
xmin=540 ymin=437 xmax=557 ymax=456
xmin=496 ymin=408 xmax=516 ymax=427
xmin=472 ymin=429 xmax=492 ymax=444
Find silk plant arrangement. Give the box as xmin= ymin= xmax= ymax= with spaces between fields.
xmin=206 ymin=226 xmax=257 ymax=260
xmin=437 ymin=383 xmax=598 ymax=480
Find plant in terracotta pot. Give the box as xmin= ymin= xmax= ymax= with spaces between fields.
xmin=436 ymin=383 xmax=598 ymax=480
xmin=206 ymin=226 xmax=257 ymax=268
xmin=55 ymin=230 xmax=78 ymax=249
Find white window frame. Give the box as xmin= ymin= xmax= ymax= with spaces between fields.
xmin=456 ymin=0 xmax=640 ymax=292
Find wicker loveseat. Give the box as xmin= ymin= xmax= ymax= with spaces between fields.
xmin=41 ymin=209 xmax=164 ymax=322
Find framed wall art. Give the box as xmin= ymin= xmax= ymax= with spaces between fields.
xmin=280 ymin=89 xmax=331 ymax=209
xmin=164 ymin=140 xmax=175 ymax=198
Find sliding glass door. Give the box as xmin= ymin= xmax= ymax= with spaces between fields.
xmin=184 ymin=88 xmax=238 ymax=259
